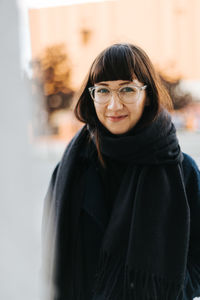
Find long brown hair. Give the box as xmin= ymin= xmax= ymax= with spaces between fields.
xmin=74 ymin=43 xmax=173 ymax=166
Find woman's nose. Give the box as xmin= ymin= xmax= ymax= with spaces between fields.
xmin=107 ymin=92 xmax=123 ymax=110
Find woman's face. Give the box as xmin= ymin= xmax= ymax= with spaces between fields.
xmin=93 ymin=79 xmax=148 ymax=135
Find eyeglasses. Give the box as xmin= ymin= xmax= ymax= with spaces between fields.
xmin=88 ymin=83 xmax=147 ymax=104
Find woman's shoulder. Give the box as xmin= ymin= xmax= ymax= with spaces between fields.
xmin=182 ymin=152 xmax=200 ymax=190
xmin=182 ymin=153 xmax=199 ymax=174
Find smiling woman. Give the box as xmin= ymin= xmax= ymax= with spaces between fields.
xmin=42 ymin=43 xmax=200 ymax=300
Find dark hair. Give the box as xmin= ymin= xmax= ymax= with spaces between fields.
xmin=74 ymin=43 xmax=172 ymax=165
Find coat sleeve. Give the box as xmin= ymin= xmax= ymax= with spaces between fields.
xmin=182 ymin=153 xmax=200 ymax=300
xmin=42 ymin=163 xmax=60 ymax=236
xmin=41 ymin=163 xmax=60 ymax=300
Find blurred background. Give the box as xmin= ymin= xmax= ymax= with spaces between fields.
xmin=0 ymin=0 xmax=200 ymax=299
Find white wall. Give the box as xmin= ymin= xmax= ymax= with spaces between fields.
xmin=0 ymin=1 xmax=53 ymax=299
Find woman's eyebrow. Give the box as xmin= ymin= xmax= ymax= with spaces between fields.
xmin=96 ymin=82 xmax=109 ymax=86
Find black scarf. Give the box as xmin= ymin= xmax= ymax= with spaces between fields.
xmin=43 ymin=110 xmax=190 ymax=300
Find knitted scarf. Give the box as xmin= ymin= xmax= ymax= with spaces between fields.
xmin=43 ymin=110 xmax=190 ymax=300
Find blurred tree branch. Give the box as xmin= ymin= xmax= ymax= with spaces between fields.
xmin=159 ymin=73 xmax=194 ymax=110
xmin=31 ymin=44 xmax=74 ymax=115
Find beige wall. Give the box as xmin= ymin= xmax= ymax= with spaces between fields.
xmin=29 ymin=0 xmax=200 ymax=89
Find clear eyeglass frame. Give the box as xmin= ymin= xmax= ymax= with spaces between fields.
xmin=88 ymin=83 xmax=147 ymax=104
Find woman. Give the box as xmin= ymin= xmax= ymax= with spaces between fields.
xmin=42 ymin=43 xmax=200 ymax=300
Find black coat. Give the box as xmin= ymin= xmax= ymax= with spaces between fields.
xmin=80 ymin=152 xmax=200 ymax=300
xmin=43 ymin=119 xmax=200 ymax=300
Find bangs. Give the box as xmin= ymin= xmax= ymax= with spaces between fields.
xmin=90 ymin=44 xmax=137 ymax=84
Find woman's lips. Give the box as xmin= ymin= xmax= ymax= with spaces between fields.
xmin=107 ymin=115 xmax=128 ymax=122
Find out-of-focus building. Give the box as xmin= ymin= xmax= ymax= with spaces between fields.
xmin=29 ymin=0 xmax=200 ymax=90
xmin=27 ymin=0 xmax=200 ymax=140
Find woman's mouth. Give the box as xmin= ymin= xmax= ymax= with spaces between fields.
xmin=107 ymin=115 xmax=128 ymax=122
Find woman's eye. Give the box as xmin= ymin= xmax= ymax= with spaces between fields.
xmin=96 ymin=88 xmax=109 ymax=94
xmin=120 ymin=87 xmax=136 ymax=93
